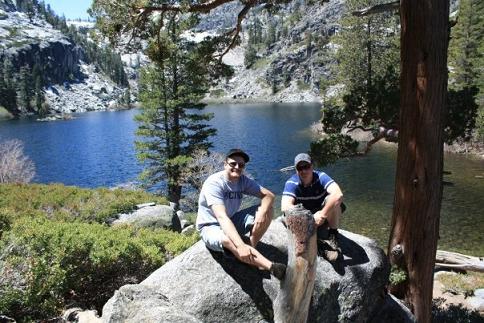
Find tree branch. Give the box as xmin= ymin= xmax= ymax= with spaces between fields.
xmin=346 ymin=125 xmax=375 ymax=133
xmin=352 ymin=1 xmax=399 ymax=17
xmin=135 ymin=0 xmax=237 ymax=15
xmin=216 ymin=0 xmax=257 ymax=60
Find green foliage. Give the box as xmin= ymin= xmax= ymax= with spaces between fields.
xmin=244 ymin=45 xmax=258 ymax=68
xmin=0 ymin=217 xmax=198 ymax=320
xmin=135 ymin=15 xmax=218 ymax=203
xmin=314 ymin=0 xmax=481 ymax=166
xmin=0 ymin=183 xmax=197 ymax=321
xmin=389 ymin=265 xmax=407 ymax=286
xmin=296 ymin=80 xmax=311 ymax=91
xmin=0 ymin=183 xmax=168 ymax=223
xmin=445 ymin=87 xmax=479 ymax=143
xmin=209 ymin=89 xmax=226 ymax=98
xmin=448 ymin=0 xmax=484 ymax=142
xmin=310 ymin=134 xmax=359 ymax=167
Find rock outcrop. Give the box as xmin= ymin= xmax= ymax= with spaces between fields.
xmin=112 ymin=204 xmax=182 ymax=232
xmin=101 ymin=220 xmax=390 ymax=322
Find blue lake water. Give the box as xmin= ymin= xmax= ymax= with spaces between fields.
xmin=0 ymin=103 xmax=483 ymax=255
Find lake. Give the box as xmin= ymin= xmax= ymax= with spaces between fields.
xmin=0 ymin=103 xmax=483 ymax=255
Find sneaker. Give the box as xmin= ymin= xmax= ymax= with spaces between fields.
xmin=270 ymin=262 xmax=287 ymax=280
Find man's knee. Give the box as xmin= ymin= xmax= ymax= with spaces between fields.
xmin=200 ymin=226 xmax=225 ymax=252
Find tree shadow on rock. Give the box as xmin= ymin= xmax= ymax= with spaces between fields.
xmin=208 ymin=242 xmax=287 ymax=323
xmin=432 ymin=298 xmax=484 ymax=323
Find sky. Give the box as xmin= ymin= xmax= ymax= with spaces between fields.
xmin=43 ymin=0 xmax=93 ymax=20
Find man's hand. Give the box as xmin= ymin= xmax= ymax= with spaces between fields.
xmin=236 ymin=244 xmax=254 ymax=264
xmin=314 ymin=210 xmax=327 ymax=226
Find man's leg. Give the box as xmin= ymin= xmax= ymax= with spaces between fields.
xmin=325 ymin=203 xmax=341 ymax=230
xmin=200 ymin=224 xmax=285 ymax=279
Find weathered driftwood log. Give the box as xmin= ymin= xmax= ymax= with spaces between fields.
xmin=435 ymin=250 xmax=484 ymax=273
xmin=274 ymin=204 xmax=317 ymax=323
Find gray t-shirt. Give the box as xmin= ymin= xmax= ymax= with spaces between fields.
xmin=196 ymin=170 xmax=262 ymax=229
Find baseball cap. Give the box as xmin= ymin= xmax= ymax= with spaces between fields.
xmin=226 ymin=148 xmax=250 ymax=163
xmin=294 ymin=153 xmax=312 ymax=167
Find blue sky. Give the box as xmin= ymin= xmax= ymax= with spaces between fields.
xmin=44 ymin=0 xmax=93 ymax=20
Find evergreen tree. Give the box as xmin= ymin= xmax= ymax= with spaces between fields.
xmin=0 ymin=58 xmax=18 ymax=113
xmin=34 ymin=75 xmax=45 ymax=116
xmin=135 ymin=14 xmax=217 ymax=204
xmin=311 ymin=0 xmax=400 ymax=163
xmin=244 ymin=44 xmax=257 ymax=68
xmin=448 ymin=0 xmax=483 ymax=141
xmin=17 ymin=66 xmax=33 ymax=112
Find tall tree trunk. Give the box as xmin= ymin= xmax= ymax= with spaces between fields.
xmin=388 ymin=1 xmax=450 ymax=322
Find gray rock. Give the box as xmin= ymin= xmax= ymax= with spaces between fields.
xmin=369 ymin=294 xmax=416 ymax=323
xmin=113 ymin=205 xmax=181 ymax=232
xmin=64 ymin=307 xmax=101 ymax=323
xmin=181 ymin=224 xmax=195 ymax=235
xmin=468 ymin=296 xmax=484 ymax=312
xmin=102 ymin=221 xmax=390 ymax=322
xmin=474 ymin=288 xmax=484 ymax=298
xmin=136 ymin=202 xmax=156 ymax=209
xmin=176 ymin=210 xmax=185 ymax=221
xmin=102 ymin=285 xmax=200 ymax=323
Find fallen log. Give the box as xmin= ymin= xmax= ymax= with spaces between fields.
xmin=435 ymin=250 xmax=484 ymax=273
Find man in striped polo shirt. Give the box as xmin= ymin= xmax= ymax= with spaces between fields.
xmin=281 ymin=153 xmax=345 ymax=261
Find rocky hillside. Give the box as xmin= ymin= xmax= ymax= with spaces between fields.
xmin=0 ymin=0 xmax=127 ymax=118
xmin=201 ymin=0 xmax=345 ymax=103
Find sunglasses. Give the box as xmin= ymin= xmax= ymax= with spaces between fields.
xmin=227 ymin=161 xmax=246 ymax=169
xmin=296 ymin=163 xmax=311 ymax=171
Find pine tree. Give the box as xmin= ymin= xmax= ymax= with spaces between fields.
xmin=135 ymin=14 xmax=217 ymax=204
xmin=17 ymin=66 xmax=33 ymax=112
xmin=34 ymin=75 xmax=45 ymax=116
xmin=448 ymin=0 xmax=484 ymax=141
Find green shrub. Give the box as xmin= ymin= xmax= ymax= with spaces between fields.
xmin=210 ymin=89 xmax=226 ymax=98
xmin=0 ymin=217 xmax=199 ymax=321
xmin=389 ymin=265 xmax=407 ymax=286
xmin=296 ymin=80 xmax=311 ymax=91
xmin=0 ymin=183 xmax=168 ymax=223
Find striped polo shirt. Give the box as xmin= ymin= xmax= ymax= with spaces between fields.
xmin=283 ymin=171 xmax=335 ymax=213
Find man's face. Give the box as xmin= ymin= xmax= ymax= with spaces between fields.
xmin=296 ymin=162 xmax=313 ymax=185
xmin=224 ymin=155 xmax=246 ymax=180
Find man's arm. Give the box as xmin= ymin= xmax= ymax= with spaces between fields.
xmin=281 ymin=195 xmax=296 ymax=213
xmin=314 ymin=182 xmax=343 ymax=226
xmin=249 ymin=187 xmax=275 ymax=246
xmin=257 ymin=186 xmax=275 ymax=216
xmin=211 ymin=204 xmax=254 ymax=262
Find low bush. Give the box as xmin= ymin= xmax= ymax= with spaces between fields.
xmin=0 ymin=217 xmax=198 ymax=321
xmin=0 ymin=183 xmax=198 ymax=322
xmin=0 ymin=183 xmax=168 ymax=223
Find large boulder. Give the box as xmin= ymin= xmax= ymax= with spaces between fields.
xmin=101 ymin=221 xmax=390 ymax=322
xmin=112 ymin=205 xmax=182 ymax=232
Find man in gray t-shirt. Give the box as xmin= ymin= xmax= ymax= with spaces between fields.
xmin=196 ymin=148 xmax=286 ymax=280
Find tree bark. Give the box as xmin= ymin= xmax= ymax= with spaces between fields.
xmin=388 ymin=1 xmax=450 ymax=322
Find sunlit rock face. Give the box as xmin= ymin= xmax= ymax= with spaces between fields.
xmin=101 ymin=220 xmax=391 ymax=323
